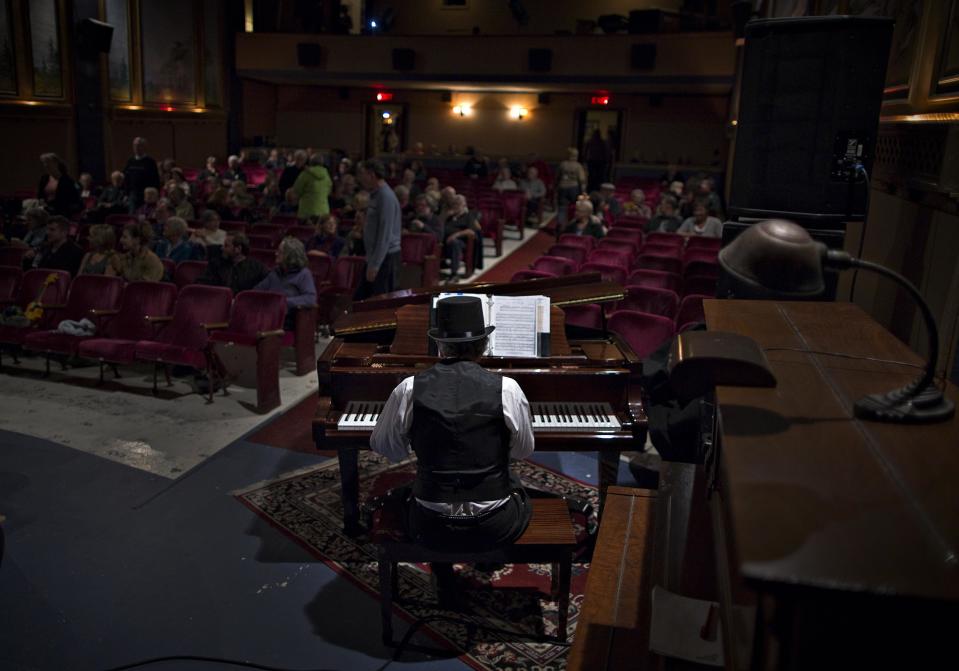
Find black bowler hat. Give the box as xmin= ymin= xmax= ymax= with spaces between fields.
xmin=428 ymin=296 xmax=494 ymax=343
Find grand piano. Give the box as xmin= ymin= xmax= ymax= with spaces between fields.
xmin=313 ymin=286 xmax=647 ymax=534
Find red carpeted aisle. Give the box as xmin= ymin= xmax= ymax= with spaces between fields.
xmin=472 ymin=229 xmax=557 ymax=283
xmin=248 ymin=394 xmax=333 ymax=455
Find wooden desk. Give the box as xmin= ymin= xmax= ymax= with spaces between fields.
xmin=705 ymin=300 xmax=959 ymax=669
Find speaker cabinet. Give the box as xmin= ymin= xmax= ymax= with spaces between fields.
xmin=297 ymin=43 xmax=322 ymax=67
xmin=392 ymin=48 xmax=415 ymax=71
xmin=528 ymin=48 xmax=552 ymax=73
xmin=630 ymin=43 xmax=657 ymax=69
xmin=77 ymin=18 xmax=113 ymax=54
xmin=729 ymin=16 xmax=893 ymax=224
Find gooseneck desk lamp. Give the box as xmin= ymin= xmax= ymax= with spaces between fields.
xmin=718 ymin=219 xmax=955 ymax=424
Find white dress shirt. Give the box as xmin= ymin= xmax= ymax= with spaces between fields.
xmin=370 ymin=374 xmax=535 ymax=516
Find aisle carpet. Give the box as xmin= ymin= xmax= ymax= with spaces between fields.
xmin=234 ymin=452 xmax=597 ymax=671
xmin=248 ymin=393 xmax=324 ymax=454
xmin=472 ymin=229 xmax=557 ymax=284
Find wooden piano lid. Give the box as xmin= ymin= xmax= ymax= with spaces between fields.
xmin=391 ymin=303 xmax=573 ymax=356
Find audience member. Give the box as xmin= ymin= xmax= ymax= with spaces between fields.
xmin=623 ymin=188 xmax=652 ymax=219
xmin=228 ymin=180 xmax=254 ymax=210
xmin=24 ymin=216 xmax=83 ymax=276
xmin=520 ymin=167 xmax=546 ymax=224
xmin=646 ymin=196 xmax=682 ymax=233
xmin=443 ymin=194 xmax=483 ymax=276
xmin=407 ymin=195 xmax=443 ymax=240
xmin=258 ymin=173 xmax=282 ymax=211
xmin=264 ymin=149 xmax=281 ymax=169
xmin=463 ymin=152 xmax=488 ymax=179
xmin=492 ymin=167 xmax=518 ymax=192
xmin=355 ymin=159 xmax=402 ymax=298
xmin=399 ymin=168 xmax=420 ymax=198
xmin=584 ymin=130 xmax=611 ymax=191
xmin=94 ymin=171 xmax=128 ymax=217
xmin=562 ymin=199 xmax=606 ymax=239
xmin=423 ymin=177 xmax=441 ymax=210
xmin=198 ymin=155 xmax=219 ymax=182
xmin=678 ymin=201 xmax=723 ymax=238
xmin=123 ymin=137 xmax=160 ymax=212
xmin=279 ymin=150 xmax=307 ymax=195
xmin=588 ymin=190 xmax=614 ymax=228
xmin=153 ymin=217 xmax=196 ymax=264
xmin=331 ymin=172 xmax=357 ymax=210
xmin=697 ymin=177 xmax=723 ymax=217
xmin=112 ymin=222 xmax=164 ymax=282
xmin=152 ymin=201 xmax=174 ymax=238
xmin=135 ymin=187 xmax=160 ymax=221
xmin=668 ymin=180 xmax=685 ymax=198
xmin=191 ymin=210 xmax=227 ymax=247
xmin=222 ymin=155 xmax=246 ymax=184
xmin=393 ymin=185 xmax=414 ymax=226
xmin=11 ymin=207 xmax=49 ymax=251
xmin=167 ymin=187 xmax=194 ymax=221
xmin=158 ymin=158 xmax=177 ymax=186
xmin=37 ymin=153 xmax=81 ymax=216
xmin=409 ymin=159 xmax=426 ymax=181
xmin=660 ymin=165 xmax=685 ymax=188
xmin=556 ymin=147 xmax=586 ymax=229
xmin=78 ymin=173 xmax=96 ymax=201
xmin=198 ymin=233 xmax=268 ymax=294
xmin=254 ymin=237 xmax=317 ymax=329
xmin=168 ymin=168 xmax=191 ymax=197
xmin=274 ymin=188 xmax=299 ymax=217
xmin=306 ymin=214 xmax=346 ymax=258
xmin=79 ymin=224 xmax=118 ymax=275
xmin=292 ymin=154 xmax=332 ymax=219
xmin=599 ymin=183 xmax=623 ymax=218
xmin=205 ymin=188 xmax=234 ymax=222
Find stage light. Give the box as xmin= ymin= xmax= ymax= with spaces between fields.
xmin=382 ymin=111 xmax=391 ymax=119
xmin=452 ymin=104 xmax=472 ymax=117
xmin=370 ymin=20 xmax=377 ymax=29
xmin=509 ymin=106 xmax=528 ymax=120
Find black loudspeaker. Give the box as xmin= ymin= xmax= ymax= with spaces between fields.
xmin=392 ymin=48 xmax=415 ymax=71
xmin=630 ymin=43 xmax=657 ymax=69
xmin=77 ymin=18 xmax=113 ymax=55
xmin=729 ymin=16 xmax=893 ymax=224
xmin=297 ymin=43 xmax=322 ymax=67
xmin=528 ymin=48 xmax=552 ymax=72
xmin=538 ymin=92 xmax=550 ymax=105
xmin=441 ymin=91 xmax=452 ymax=102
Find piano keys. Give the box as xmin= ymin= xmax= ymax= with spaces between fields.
xmin=314 ymin=301 xmax=647 ymax=534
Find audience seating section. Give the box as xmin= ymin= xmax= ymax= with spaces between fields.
xmin=608 ymin=309 xmax=676 ymax=359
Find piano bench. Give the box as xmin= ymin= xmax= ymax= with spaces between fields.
xmin=372 ymin=498 xmax=577 ymax=646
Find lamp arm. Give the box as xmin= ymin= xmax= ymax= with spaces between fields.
xmin=826 ymin=250 xmax=939 ymax=397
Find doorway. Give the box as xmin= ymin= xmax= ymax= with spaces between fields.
xmin=576 ymin=109 xmax=623 ymax=191
xmin=365 ymin=103 xmax=407 ymax=157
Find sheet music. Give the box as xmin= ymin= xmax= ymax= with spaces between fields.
xmin=489 ymin=295 xmax=541 ymax=357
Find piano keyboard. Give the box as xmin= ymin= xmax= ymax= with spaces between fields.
xmin=336 ymin=401 xmax=621 ymax=432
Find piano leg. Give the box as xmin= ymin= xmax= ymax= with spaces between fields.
xmin=597 ymin=449 xmax=621 ymax=516
xmin=338 ymin=447 xmax=363 ymax=536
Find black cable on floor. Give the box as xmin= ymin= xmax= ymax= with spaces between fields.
xmin=101 ymin=655 xmax=341 ymax=671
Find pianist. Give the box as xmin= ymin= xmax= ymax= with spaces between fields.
xmin=370 ymin=296 xmax=534 ymax=556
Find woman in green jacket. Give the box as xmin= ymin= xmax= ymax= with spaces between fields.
xmin=292 ymin=154 xmax=332 ymax=219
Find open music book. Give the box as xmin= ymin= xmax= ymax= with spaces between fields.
xmin=431 ymin=293 xmax=551 ymax=357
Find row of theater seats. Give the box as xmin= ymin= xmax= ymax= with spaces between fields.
xmin=513 ymin=224 xmax=720 ymax=359
xmin=0 ymin=268 xmax=315 ymax=411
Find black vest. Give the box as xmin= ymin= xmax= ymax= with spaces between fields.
xmin=410 ymin=360 xmax=514 ymax=503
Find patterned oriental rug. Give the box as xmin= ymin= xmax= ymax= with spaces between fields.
xmin=234 ymin=452 xmax=598 ymax=670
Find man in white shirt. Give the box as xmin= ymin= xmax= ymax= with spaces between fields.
xmin=371 ymin=296 xmax=534 ymax=568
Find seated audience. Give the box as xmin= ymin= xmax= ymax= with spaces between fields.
xmin=94 ymin=171 xmax=129 ymax=217
xmin=562 ymin=199 xmax=607 ymax=239
xmin=191 ymin=210 xmax=227 ymax=248
xmin=463 ymin=153 xmax=488 ymax=179
xmin=442 ymin=194 xmax=483 ymax=276
xmin=205 ymin=188 xmax=234 ymax=222
xmin=112 ymin=222 xmax=164 ymax=282
xmin=399 ymin=168 xmax=420 ymax=198
xmin=678 ymin=202 xmax=723 ymax=238
xmin=306 ymin=214 xmax=346 ymax=258
xmin=259 ymin=173 xmax=282 ymax=210
xmin=697 ymin=177 xmax=723 ymax=217
xmin=78 ymin=173 xmax=97 ymax=202
xmin=678 ymin=187 xmax=696 ymax=219
xmin=37 ymin=153 xmax=81 ymax=216
xmin=556 ymin=147 xmax=587 ymax=229
xmin=600 ymin=183 xmax=623 ymax=218
xmin=330 ymin=172 xmax=357 ymax=210
xmin=24 ymin=216 xmax=84 ymax=276
xmin=152 ymin=201 xmax=174 ymax=238
xmin=408 ymin=160 xmax=426 ymax=181
xmin=11 ymin=207 xmax=49 ymax=251
xmin=167 ymin=187 xmax=194 ymax=221
xmin=254 ymin=238 xmax=317 ymax=329
xmin=407 ymin=195 xmax=442 ymax=240
xmin=228 ymin=180 xmax=254 ymax=210
xmin=279 ymin=150 xmax=307 ymax=195
xmin=293 ymin=154 xmax=332 ymax=220
xmin=344 ymin=192 xmax=369 ymax=256
xmin=197 ymin=233 xmax=268 ymax=294
xmin=264 ymin=149 xmax=282 ymax=169
xmin=198 ymin=156 xmax=218 ymax=182
xmin=79 ymin=224 xmax=119 ymax=275
xmin=589 ymin=190 xmax=614 ymax=228
xmin=520 ymin=166 xmax=546 ymax=223
xmin=393 ymin=185 xmax=414 ymax=224
xmin=222 ymin=155 xmax=246 ymax=184
xmin=646 ymin=196 xmax=682 ymax=233
xmin=423 ymin=177 xmax=441 ymax=210
xmin=274 ymin=188 xmax=298 ymax=217
xmin=623 ymin=188 xmax=652 ymax=219
xmin=153 ymin=217 xmax=196 ymax=264
xmin=135 ymin=187 xmax=160 ymax=221
xmin=668 ymin=180 xmax=685 ymax=199
xmin=492 ymin=167 xmax=518 ymax=192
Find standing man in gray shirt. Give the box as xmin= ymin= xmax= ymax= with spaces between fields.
xmin=355 ymin=159 xmax=402 ymax=299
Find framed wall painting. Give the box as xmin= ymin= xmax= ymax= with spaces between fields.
xmin=0 ymin=0 xmax=15 ymax=94
xmin=141 ymin=0 xmax=195 ymax=104
xmin=28 ymin=0 xmax=62 ymax=98
xmin=105 ymin=0 xmax=131 ymax=100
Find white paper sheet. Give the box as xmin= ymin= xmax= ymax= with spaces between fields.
xmin=489 ymin=295 xmax=541 ymax=357
xmin=649 ymin=586 xmax=725 ymax=667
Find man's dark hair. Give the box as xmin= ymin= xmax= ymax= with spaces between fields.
xmin=358 ymin=159 xmax=387 ymax=179
xmin=201 ymin=209 xmax=220 ymax=224
xmin=230 ymin=232 xmax=250 ymax=255
xmin=438 ymin=337 xmax=487 ymax=360
xmin=47 ymin=215 xmax=70 ymax=232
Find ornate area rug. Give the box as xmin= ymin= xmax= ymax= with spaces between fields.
xmin=233 ymin=452 xmax=598 ymax=670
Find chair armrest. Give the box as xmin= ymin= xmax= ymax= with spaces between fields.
xmin=89 ymin=308 xmax=120 ymax=317
xmin=295 ymin=304 xmax=319 ymax=310
xmin=257 ymin=329 xmax=285 ymax=339
xmin=201 ymin=321 xmax=229 ymax=330
xmin=145 ymin=315 xmax=174 ymax=323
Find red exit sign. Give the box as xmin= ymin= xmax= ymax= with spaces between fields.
xmin=591 ymin=95 xmax=610 ymax=106
xmin=376 ymin=92 xmax=394 ymax=102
